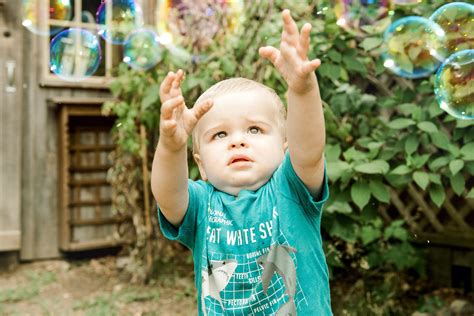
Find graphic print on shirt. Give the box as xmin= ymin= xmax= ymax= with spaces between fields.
xmin=201 ymin=205 xmax=307 ymax=315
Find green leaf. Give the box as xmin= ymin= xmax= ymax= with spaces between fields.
xmin=449 ymin=159 xmax=464 ymax=175
xmin=327 ymin=161 xmax=351 ymax=181
xmin=429 ymin=184 xmax=445 ymax=208
xmin=354 ymin=160 xmax=390 ymax=174
xmin=405 ymin=134 xmax=419 ymax=155
xmin=221 ymin=56 xmax=236 ymax=75
xmin=429 ymin=173 xmax=442 ymax=185
xmin=318 ymin=63 xmax=340 ymax=81
xmin=460 ymin=143 xmax=474 ymax=160
xmin=325 ymin=144 xmax=341 ymax=162
xmin=142 ymin=85 xmax=160 ymax=110
xmin=343 ymin=56 xmax=367 ymax=74
xmin=361 ymin=226 xmax=382 ymax=245
xmin=391 ymin=165 xmax=411 ymax=175
xmin=387 ymin=118 xmax=416 ymax=130
xmin=326 ymin=201 xmax=353 ymax=214
xmin=351 ymin=182 xmax=371 ymax=210
xmin=369 ymin=180 xmax=390 ymax=203
xmin=327 ymin=215 xmax=358 ymax=242
xmin=450 ymin=173 xmax=465 ymax=196
xmin=430 ymin=131 xmax=450 ymax=151
xmin=110 ymin=80 xmax=122 ymax=97
xmin=328 ymin=50 xmax=342 ymax=62
xmin=429 ymin=156 xmax=450 ymax=171
xmin=467 ymin=188 xmax=474 ymax=199
xmin=413 ymin=171 xmax=430 ymax=190
xmin=384 ymin=220 xmax=408 ymax=241
xmin=412 ymin=154 xmax=431 ymax=169
xmin=343 ymin=148 xmax=367 ymax=162
xmin=359 ymin=37 xmax=383 ymax=51
xmin=417 ymin=121 xmax=438 ymax=133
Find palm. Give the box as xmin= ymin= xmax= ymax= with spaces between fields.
xmin=259 ymin=10 xmax=320 ymax=94
xmin=159 ymin=70 xmax=213 ymax=151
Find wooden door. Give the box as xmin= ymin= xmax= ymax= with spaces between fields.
xmin=0 ymin=1 xmax=23 ymax=251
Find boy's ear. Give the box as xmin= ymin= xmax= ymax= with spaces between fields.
xmin=193 ymin=153 xmax=208 ymax=181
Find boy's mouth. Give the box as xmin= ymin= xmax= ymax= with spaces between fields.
xmin=228 ymin=155 xmax=252 ymax=165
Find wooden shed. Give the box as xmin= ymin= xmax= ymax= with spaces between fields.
xmin=0 ymin=0 xmax=158 ymax=262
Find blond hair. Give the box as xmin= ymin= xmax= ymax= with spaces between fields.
xmin=192 ymin=78 xmax=287 ymax=155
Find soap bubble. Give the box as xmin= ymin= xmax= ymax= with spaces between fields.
xmin=50 ymin=28 xmax=102 ymax=81
xmin=430 ymin=2 xmax=474 ymax=58
xmin=434 ymin=49 xmax=473 ymax=120
xmin=391 ymin=0 xmax=423 ymax=5
xmin=156 ymin=0 xmax=243 ymax=50
xmin=334 ymin=0 xmax=390 ymax=34
xmin=382 ymin=16 xmax=446 ymax=78
xmin=123 ymin=29 xmax=164 ymax=71
xmin=96 ymin=0 xmax=144 ymax=44
xmin=22 ymin=0 xmax=73 ymax=36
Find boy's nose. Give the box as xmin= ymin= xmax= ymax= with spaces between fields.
xmin=228 ymin=134 xmax=248 ymax=149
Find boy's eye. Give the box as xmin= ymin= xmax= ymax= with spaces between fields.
xmin=248 ymin=126 xmax=261 ymax=134
xmin=213 ymin=131 xmax=227 ymax=139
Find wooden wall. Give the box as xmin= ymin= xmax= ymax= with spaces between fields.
xmin=20 ymin=41 xmax=111 ymax=260
xmin=0 ymin=0 xmax=23 ymax=252
xmin=16 ymin=1 xmax=110 ymax=260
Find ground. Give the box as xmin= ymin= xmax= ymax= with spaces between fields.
xmin=0 ymin=256 xmax=473 ymax=315
xmin=0 ymin=257 xmax=197 ymax=315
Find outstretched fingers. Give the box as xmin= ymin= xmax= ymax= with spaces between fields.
xmin=259 ymin=46 xmax=280 ymax=66
xmin=160 ymin=96 xmax=184 ymax=121
xmin=160 ymin=71 xmax=176 ymax=101
xmin=191 ymin=99 xmax=214 ymax=122
xmin=281 ymin=9 xmax=298 ymax=46
xmin=298 ymin=23 xmax=311 ymax=59
xmin=301 ymin=58 xmax=321 ymax=75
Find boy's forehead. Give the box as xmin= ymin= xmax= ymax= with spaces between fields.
xmin=195 ymin=91 xmax=280 ymax=134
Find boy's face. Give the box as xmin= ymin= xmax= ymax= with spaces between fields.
xmin=193 ymin=89 xmax=287 ymax=196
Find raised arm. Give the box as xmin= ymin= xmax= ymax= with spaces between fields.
xmin=259 ymin=9 xmax=325 ymax=198
xmin=151 ymin=70 xmax=213 ymax=226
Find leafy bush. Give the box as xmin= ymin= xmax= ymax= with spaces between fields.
xmin=103 ymin=0 xmax=474 ymax=284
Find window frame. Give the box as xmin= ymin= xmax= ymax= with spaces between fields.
xmin=39 ymin=0 xmax=120 ymax=88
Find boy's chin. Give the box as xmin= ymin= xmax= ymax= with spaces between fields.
xmin=211 ymin=175 xmax=271 ymax=195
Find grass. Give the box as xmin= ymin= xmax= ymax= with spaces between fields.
xmin=73 ymin=286 xmax=162 ymax=315
xmin=0 ymin=271 xmax=56 ymax=303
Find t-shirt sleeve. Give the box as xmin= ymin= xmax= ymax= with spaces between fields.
xmin=157 ymin=179 xmax=209 ymax=250
xmin=271 ymin=151 xmax=329 ymax=216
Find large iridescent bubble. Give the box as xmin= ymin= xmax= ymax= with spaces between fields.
xmin=156 ymin=0 xmax=243 ymax=50
xmin=382 ymin=16 xmax=446 ymax=78
xmin=22 ymin=0 xmax=73 ymax=36
xmin=96 ymin=0 xmax=144 ymax=45
xmin=123 ymin=29 xmax=164 ymax=71
xmin=430 ymin=2 xmax=474 ymax=58
xmin=391 ymin=0 xmax=423 ymax=5
xmin=434 ymin=49 xmax=473 ymax=120
xmin=334 ymin=0 xmax=390 ymax=34
xmin=50 ymin=28 xmax=102 ymax=82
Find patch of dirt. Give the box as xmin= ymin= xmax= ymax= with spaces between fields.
xmin=0 ymin=256 xmax=197 ymax=315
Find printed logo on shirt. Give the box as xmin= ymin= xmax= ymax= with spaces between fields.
xmin=201 ymin=207 xmax=308 ymax=315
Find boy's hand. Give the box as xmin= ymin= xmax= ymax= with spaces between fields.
xmin=259 ymin=9 xmax=321 ymax=95
xmin=159 ymin=70 xmax=213 ymax=152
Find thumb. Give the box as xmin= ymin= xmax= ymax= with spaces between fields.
xmin=191 ymin=99 xmax=214 ymax=124
xmin=259 ymin=46 xmax=279 ymax=65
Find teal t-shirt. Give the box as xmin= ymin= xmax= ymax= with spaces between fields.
xmin=158 ymin=152 xmax=332 ymax=315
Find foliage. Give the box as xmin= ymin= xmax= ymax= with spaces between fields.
xmin=103 ymin=0 xmax=474 ymax=285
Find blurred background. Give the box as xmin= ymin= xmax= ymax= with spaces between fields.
xmin=0 ymin=0 xmax=473 ymax=314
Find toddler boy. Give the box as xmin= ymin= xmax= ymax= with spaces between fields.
xmin=151 ymin=9 xmax=331 ymax=315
